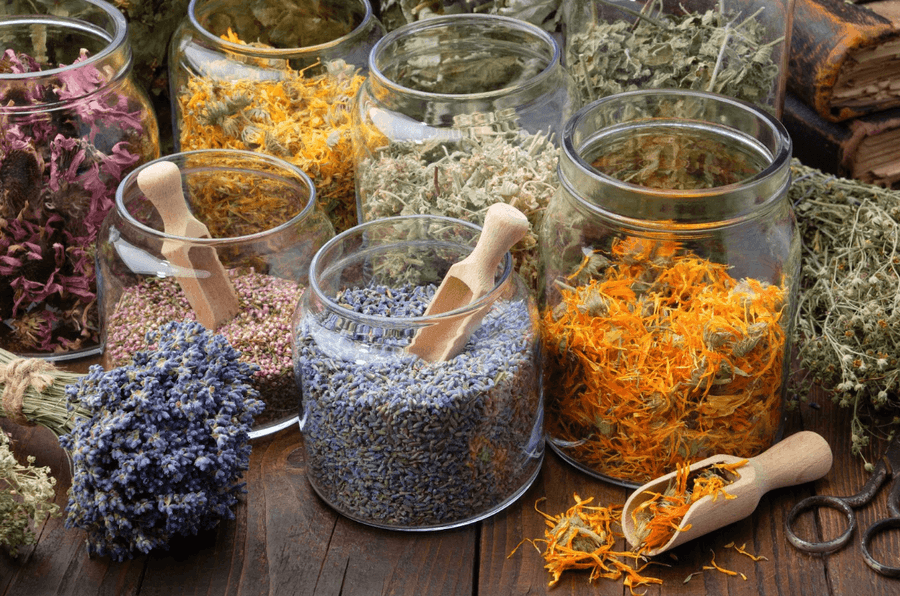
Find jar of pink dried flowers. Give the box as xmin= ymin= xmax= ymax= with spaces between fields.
xmin=98 ymin=149 xmax=334 ymax=438
xmin=0 ymin=0 xmax=160 ymax=359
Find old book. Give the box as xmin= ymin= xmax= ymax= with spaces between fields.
xmin=789 ymin=0 xmax=900 ymax=122
xmin=783 ymin=92 xmax=900 ymax=187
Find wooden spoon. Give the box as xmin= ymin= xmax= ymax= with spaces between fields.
xmin=406 ymin=202 xmax=529 ymax=362
xmin=136 ymin=161 xmax=240 ymax=330
xmin=621 ymin=430 xmax=833 ymax=556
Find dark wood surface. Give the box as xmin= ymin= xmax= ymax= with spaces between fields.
xmin=2 ymin=357 xmax=899 ymax=596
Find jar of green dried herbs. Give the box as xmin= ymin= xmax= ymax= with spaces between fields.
xmin=98 ymin=149 xmax=334 ymax=439
xmin=539 ymin=89 xmax=798 ymax=487
xmin=352 ymin=14 xmax=579 ymax=292
xmin=292 ymin=214 xmax=543 ymax=530
xmin=0 ymin=0 xmax=160 ymax=359
xmin=169 ymin=0 xmax=384 ymax=234
xmin=562 ymin=0 xmax=793 ymax=115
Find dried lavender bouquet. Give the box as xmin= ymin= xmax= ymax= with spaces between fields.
xmin=791 ymin=160 xmax=900 ymax=465
xmin=0 ymin=321 xmax=263 ymax=560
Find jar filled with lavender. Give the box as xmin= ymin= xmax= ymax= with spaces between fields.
xmin=98 ymin=149 xmax=334 ymax=438
xmin=169 ymin=0 xmax=384 ymax=234
xmin=352 ymin=14 xmax=579 ymax=292
xmin=292 ymin=215 xmax=543 ymax=530
xmin=0 ymin=0 xmax=160 ymax=359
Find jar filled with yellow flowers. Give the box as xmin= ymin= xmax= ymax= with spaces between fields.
xmin=540 ymin=89 xmax=798 ymax=487
xmin=169 ymin=0 xmax=384 ymax=234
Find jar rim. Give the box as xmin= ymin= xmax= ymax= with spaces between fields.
xmin=309 ymin=214 xmax=515 ymax=326
xmin=559 ymin=89 xmax=793 ymax=227
xmin=187 ymin=0 xmax=377 ymax=56
xmin=562 ymin=89 xmax=792 ymax=197
xmin=115 ymin=149 xmax=319 ymax=243
xmin=367 ymin=13 xmax=562 ymax=102
xmin=0 ymin=0 xmax=127 ymax=81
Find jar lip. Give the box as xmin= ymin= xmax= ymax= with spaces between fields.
xmin=187 ymin=0 xmax=376 ymax=56
xmin=116 ymin=149 xmax=318 ymax=243
xmin=0 ymin=0 xmax=127 ymax=80
xmin=367 ymin=13 xmax=561 ymax=102
xmin=309 ymin=214 xmax=515 ymax=326
xmin=562 ymin=88 xmax=793 ymax=202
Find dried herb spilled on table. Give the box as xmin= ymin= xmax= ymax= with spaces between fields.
xmin=791 ymin=161 xmax=900 ymax=464
xmin=514 ymin=490 xmax=766 ymax=591
xmin=566 ymin=0 xmax=782 ymax=107
xmin=629 ymin=459 xmax=746 ymax=555
xmin=543 ymin=237 xmax=786 ymax=483
xmin=177 ymin=29 xmax=364 ymax=233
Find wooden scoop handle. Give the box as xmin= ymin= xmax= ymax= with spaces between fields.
xmin=136 ymin=161 xmax=241 ymax=330
xmin=751 ymin=430 xmax=833 ymax=493
xmin=137 ymin=161 xmax=210 ymax=239
xmin=455 ymin=203 xmax=530 ymax=292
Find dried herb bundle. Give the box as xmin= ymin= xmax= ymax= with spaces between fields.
xmin=0 ymin=429 xmax=60 ymax=557
xmin=566 ymin=0 xmax=781 ymax=107
xmin=791 ymin=161 xmax=900 ymax=461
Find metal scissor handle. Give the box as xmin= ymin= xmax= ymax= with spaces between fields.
xmin=785 ymin=452 xmax=900 ymax=577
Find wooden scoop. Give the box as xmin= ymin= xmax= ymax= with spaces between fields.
xmin=621 ymin=431 xmax=833 ymax=556
xmin=136 ymin=161 xmax=240 ymax=330
xmin=406 ymin=202 xmax=529 ymax=362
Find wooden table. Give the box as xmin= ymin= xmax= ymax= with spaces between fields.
xmin=2 ymin=358 xmax=899 ymax=596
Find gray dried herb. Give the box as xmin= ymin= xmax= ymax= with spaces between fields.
xmin=357 ymin=114 xmax=558 ymax=290
xmin=791 ymin=160 xmax=900 ymax=466
xmin=566 ymin=0 xmax=782 ymax=108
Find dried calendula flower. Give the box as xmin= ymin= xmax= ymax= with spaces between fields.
xmin=630 ymin=459 xmax=747 ymax=555
xmin=177 ymin=30 xmax=365 ymax=233
xmin=544 ymin=237 xmax=786 ymax=484
xmin=511 ymin=495 xmax=661 ymax=594
xmin=0 ymin=430 xmax=60 ymax=557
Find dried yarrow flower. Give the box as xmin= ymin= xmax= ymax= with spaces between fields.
xmin=0 ymin=430 xmax=61 ymax=557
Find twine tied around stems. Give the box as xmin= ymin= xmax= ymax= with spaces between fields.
xmin=0 ymin=358 xmax=55 ymax=427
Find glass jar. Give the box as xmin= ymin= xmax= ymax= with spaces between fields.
xmin=169 ymin=0 xmax=384 ymax=234
xmin=98 ymin=149 xmax=334 ymax=439
xmin=540 ymin=89 xmax=797 ymax=487
xmin=562 ymin=0 xmax=794 ymax=116
xmin=0 ymin=0 xmax=160 ymax=359
xmin=293 ymin=215 xmax=543 ymax=530
xmin=352 ymin=14 xmax=579 ymax=292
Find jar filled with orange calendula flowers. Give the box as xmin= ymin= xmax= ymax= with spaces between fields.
xmin=539 ymin=89 xmax=798 ymax=487
xmin=168 ymin=0 xmax=384 ymax=233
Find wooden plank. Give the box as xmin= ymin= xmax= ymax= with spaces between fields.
xmin=480 ymin=407 xmax=837 ymax=596
xmin=0 ymin=420 xmax=145 ymax=596
xmin=797 ymin=389 xmax=900 ymax=595
xmin=137 ymin=429 xmax=339 ymax=596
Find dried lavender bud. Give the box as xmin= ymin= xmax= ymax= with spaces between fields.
xmin=294 ymin=284 xmax=543 ymax=527
xmin=59 ymin=321 xmax=263 ymax=561
xmin=104 ymin=269 xmax=301 ymax=431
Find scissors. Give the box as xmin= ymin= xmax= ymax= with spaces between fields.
xmin=785 ymin=434 xmax=900 ymax=577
